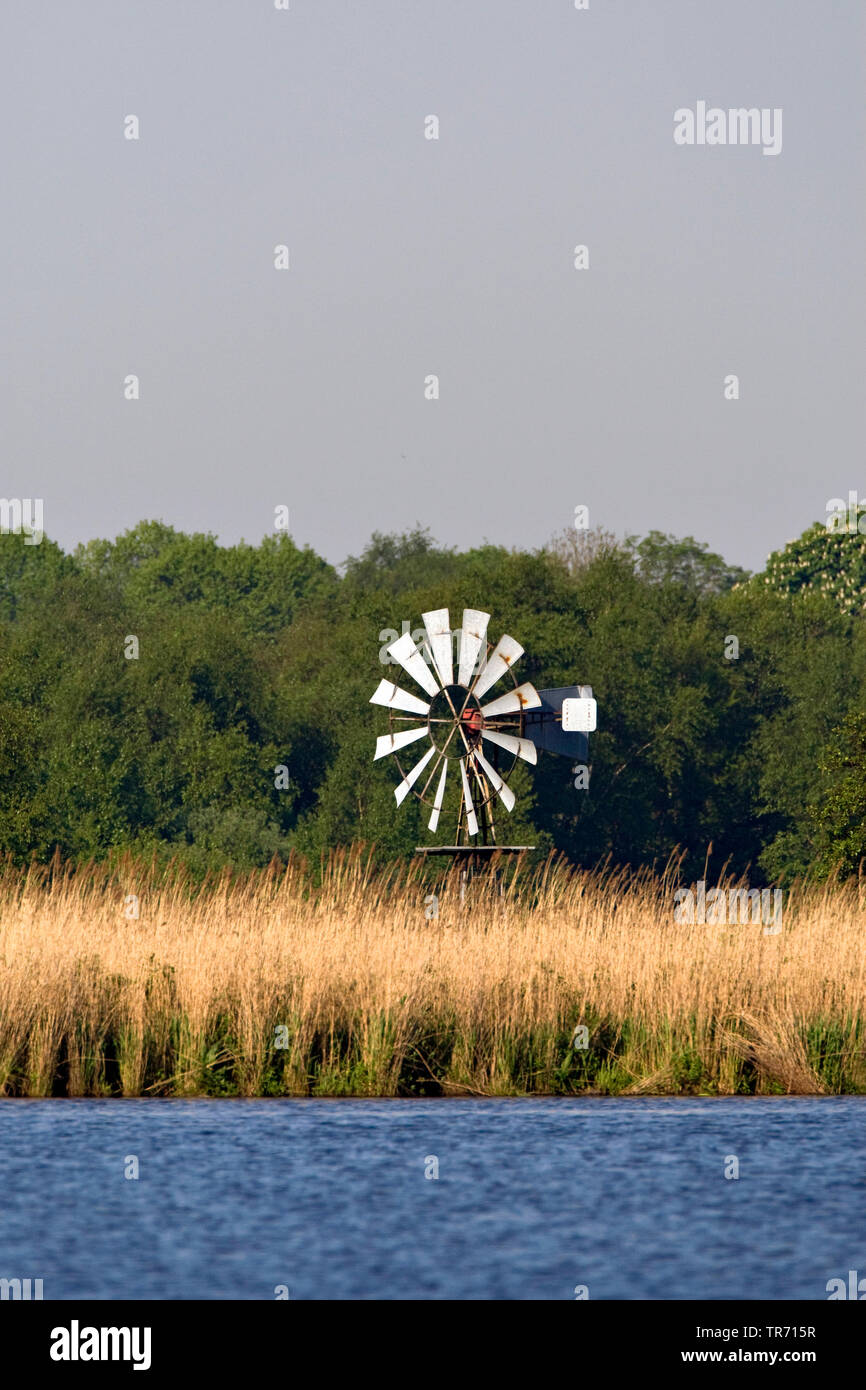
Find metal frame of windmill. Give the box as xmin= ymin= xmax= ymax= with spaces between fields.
xmin=370 ymin=606 xmax=597 ymax=853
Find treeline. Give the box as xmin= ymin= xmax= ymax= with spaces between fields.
xmin=1 ymin=517 xmax=865 ymax=881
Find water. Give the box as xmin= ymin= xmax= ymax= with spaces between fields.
xmin=1 ymin=1097 xmax=864 ymax=1300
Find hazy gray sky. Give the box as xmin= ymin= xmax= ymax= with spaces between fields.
xmin=2 ymin=0 xmax=863 ymax=571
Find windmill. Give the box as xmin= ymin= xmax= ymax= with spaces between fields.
xmin=370 ymin=607 xmax=596 ymax=862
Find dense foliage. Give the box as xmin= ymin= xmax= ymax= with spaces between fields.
xmin=1 ymin=516 xmax=864 ymax=880
xmin=761 ymin=511 xmax=866 ymax=615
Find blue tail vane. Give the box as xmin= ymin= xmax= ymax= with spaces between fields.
xmin=522 ymin=685 xmax=595 ymax=760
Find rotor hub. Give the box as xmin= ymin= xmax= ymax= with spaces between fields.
xmin=427 ymin=684 xmax=483 ymax=753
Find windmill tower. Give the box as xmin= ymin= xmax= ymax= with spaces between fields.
xmin=370 ymin=606 xmax=596 ymax=865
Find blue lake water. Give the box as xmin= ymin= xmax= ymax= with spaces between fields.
xmin=1 ymin=1096 xmax=864 ymax=1300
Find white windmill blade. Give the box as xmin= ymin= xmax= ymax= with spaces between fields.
xmin=457 ymin=608 xmax=490 ymax=687
xmin=458 ymin=757 xmax=479 ymax=836
xmin=473 ymin=749 xmax=516 ymax=813
xmin=480 ymin=682 xmax=542 ymax=719
xmin=471 ymin=634 xmax=524 ymax=701
xmin=428 ymin=760 xmax=448 ymax=831
xmin=395 ymin=744 xmax=436 ymax=806
xmin=422 ymin=608 xmax=453 ymax=689
xmin=374 ymin=726 xmax=429 ymax=761
xmin=387 ymin=631 xmax=441 ymax=699
xmin=369 ymin=679 xmax=431 ymax=717
xmin=481 ymin=728 xmax=537 ymax=765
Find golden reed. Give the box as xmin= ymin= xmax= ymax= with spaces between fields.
xmin=0 ymin=847 xmax=864 ymax=1097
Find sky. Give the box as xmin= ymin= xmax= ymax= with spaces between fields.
xmin=1 ymin=0 xmax=863 ymax=572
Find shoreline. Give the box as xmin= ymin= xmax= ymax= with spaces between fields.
xmin=1 ymin=851 xmax=864 ymax=1100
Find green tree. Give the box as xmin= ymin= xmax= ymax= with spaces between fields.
xmin=760 ymin=513 xmax=866 ymax=615
xmin=808 ymin=710 xmax=866 ymax=877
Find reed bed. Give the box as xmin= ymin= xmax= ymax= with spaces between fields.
xmin=0 ymin=847 xmax=864 ymax=1097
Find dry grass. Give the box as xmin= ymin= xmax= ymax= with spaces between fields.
xmin=0 ymin=847 xmax=864 ymax=1097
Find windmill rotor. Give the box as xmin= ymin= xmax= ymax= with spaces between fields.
xmin=370 ymin=606 xmax=543 ymax=844
xmin=371 ymin=606 xmax=598 ymax=853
